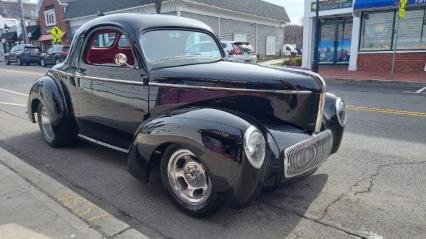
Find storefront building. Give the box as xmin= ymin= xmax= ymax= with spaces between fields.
xmin=303 ymin=0 xmax=426 ymax=73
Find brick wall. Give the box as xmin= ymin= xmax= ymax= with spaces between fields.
xmin=38 ymin=0 xmax=71 ymax=45
xmin=358 ymin=52 xmax=426 ymax=72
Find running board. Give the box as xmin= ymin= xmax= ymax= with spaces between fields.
xmin=78 ymin=134 xmax=130 ymax=153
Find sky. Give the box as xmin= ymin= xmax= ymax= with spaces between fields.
xmin=27 ymin=0 xmax=305 ymax=24
xmin=264 ymin=0 xmax=305 ymax=24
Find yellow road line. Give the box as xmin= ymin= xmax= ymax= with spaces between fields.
xmin=347 ymin=105 xmax=426 ymax=117
xmin=0 ymin=69 xmax=44 ymax=76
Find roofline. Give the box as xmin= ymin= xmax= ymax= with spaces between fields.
xmin=181 ymin=0 xmax=289 ymax=23
xmin=65 ymin=3 xmax=156 ymax=21
xmin=64 ymin=0 xmax=288 ymax=23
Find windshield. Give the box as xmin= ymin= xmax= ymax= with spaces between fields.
xmin=140 ymin=30 xmax=222 ymax=66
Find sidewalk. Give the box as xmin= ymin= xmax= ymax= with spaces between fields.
xmin=319 ymin=65 xmax=426 ymax=84
xmin=0 ymin=147 xmax=149 ymax=239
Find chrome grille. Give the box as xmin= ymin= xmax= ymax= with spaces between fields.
xmin=283 ymin=130 xmax=333 ymax=178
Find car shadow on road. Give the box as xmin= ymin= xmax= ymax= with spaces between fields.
xmin=1 ymin=131 xmax=328 ymax=239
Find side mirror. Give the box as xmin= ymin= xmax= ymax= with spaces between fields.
xmin=114 ymin=53 xmax=130 ymax=67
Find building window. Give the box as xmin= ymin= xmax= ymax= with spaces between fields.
xmin=266 ymin=36 xmax=276 ymax=55
xmin=360 ymin=11 xmax=395 ymax=51
xmin=44 ymin=9 xmax=56 ymax=27
xmin=360 ymin=8 xmax=426 ymax=51
xmin=395 ymin=9 xmax=426 ymax=50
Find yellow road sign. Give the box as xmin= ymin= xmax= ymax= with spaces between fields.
xmin=399 ymin=0 xmax=408 ymax=18
xmin=50 ymin=26 xmax=63 ymax=43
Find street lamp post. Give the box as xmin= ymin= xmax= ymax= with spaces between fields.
xmin=312 ymin=0 xmax=320 ymax=73
xmin=17 ymin=0 xmax=28 ymax=44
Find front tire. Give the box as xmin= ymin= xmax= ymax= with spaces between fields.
xmin=5 ymin=57 xmax=10 ymax=65
xmin=17 ymin=57 xmax=23 ymax=66
xmin=160 ymin=145 xmax=218 ymax=216
xmin=40 ymin=58 xmax=46 ymax=67
xmin=37 ymin=103 xmax=77 ymax=147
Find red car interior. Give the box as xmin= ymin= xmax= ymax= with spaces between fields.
xmin=86 ymin=30 xmax=135 ymax=65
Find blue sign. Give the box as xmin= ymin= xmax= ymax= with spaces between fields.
xmin=354 ymin=0 xmax=426 ymax=10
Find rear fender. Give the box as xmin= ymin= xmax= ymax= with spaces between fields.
xmin=27 ymin=75 xmax=69 ymax=126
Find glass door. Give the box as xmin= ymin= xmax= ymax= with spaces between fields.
xmin=318 ymin=18 xmax=352 ymax=64
xmin=336 ymin=21 xmax=352 ymax=64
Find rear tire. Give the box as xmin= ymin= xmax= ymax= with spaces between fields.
xmin=160 ymin=145 xmax=219 ymax=216
xmin=37 ymin=103 xmax=77 ymax=147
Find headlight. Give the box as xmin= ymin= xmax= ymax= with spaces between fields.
xmin=244 ymin=126 xmax=266 ymax=169
xmin=335 ymin=97 xmax=346 ymax=126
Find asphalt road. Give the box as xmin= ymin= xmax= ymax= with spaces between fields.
xmin=0 ymin=64 xmax=425 ymax=239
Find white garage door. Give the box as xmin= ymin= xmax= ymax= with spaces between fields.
xmin=266 ymin=36 xmax=276 ymax=56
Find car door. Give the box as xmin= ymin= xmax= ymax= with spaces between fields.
xmin=44 ymin=46 xmax=53 ymax=63
xmin=9 ymin=46 xmax=17 ymax=61
xmin=75 ymin=27 xmax=149 ymax=150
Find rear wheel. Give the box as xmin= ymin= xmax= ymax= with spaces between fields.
xmin=37 ymin=103 xmax=77 ymax=147
xmin=160 ymin=145 xmax=218 ymax=216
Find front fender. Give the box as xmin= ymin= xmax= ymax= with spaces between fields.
xmin=27 ymin=75 xmax=69 ymax=127
xmin=128 ymin=107 xmax=264 ymax=204
xmin=323 ymin=93 xmax=345 ymax=154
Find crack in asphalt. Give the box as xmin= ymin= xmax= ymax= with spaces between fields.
xmin=259 ymin=200 xmax=366 ymax=239
xmin=350 ymin=160 xmax=426 ymax=200
xmin=318 ymin=192 xmax=344 ymax=221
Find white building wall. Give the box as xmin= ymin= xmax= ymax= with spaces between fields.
xmin=302 ymin=0 xmax=356 ymax=70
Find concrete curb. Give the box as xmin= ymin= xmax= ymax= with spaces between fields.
xmin=325 ymin=77 xmax=426 ymax=86
xmin=0 ymin=146 xmax=149 ymax=239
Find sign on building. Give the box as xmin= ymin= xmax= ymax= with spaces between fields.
xmin=311 ymin=0 xmax=353 ymax=12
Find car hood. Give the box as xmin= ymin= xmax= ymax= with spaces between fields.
xmin=149 ymin=61 xmax=324 ymax=93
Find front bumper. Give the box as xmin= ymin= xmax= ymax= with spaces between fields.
xmin=283 ymin=129 xmax=333 ymax=178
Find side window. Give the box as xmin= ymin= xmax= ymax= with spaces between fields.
xmin=10 ymin=46 xmax=16 ymax=52
xmin=118 ymin=35 xmax=129 ymax=48
xmin=85 ymin=29 xmax=135 ymax=66
xmin=93 ymin=32 xmax=117 ymax=48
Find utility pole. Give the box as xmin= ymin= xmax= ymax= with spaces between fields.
xmin=312 ymin=0 xmax=320 ymax=73
xmin=17 ymin=0 xmax=28 ymax=44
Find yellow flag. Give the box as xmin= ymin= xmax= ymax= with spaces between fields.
xmin=399 ymin=0 xmax=408 ymax=19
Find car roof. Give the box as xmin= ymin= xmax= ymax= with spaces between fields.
xmin=74 ymin=13 xmax=214 ymax=37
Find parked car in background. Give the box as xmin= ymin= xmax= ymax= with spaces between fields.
xmin=4 ymin=44 xmax=41 ymax=65
xmin=295 ymin=47 xmax=303 ymax=55
xmin=40 ymin=45 xmax=70 ymax=67
xmin=283 ymin=44 xmax=298 ymax=57
xmin=221 ymin=41 xmax=257 ymax=63
xmin=27 ymin=14 xmax=345 ymax=216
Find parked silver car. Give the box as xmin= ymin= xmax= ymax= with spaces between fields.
xmin=221 ymin=41 xmax=257 ymax=64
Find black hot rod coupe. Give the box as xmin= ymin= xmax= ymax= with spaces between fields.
xmin=27 ymin=14 xmax=346 ymax=215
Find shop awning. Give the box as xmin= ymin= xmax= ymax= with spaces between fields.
xmin=1 ymin=31 xmax=17 ymax=42
xmin=354 ymin=0 xmax=426 ymax=11
xmin=38 ymin=34 xmax=54 ymax=42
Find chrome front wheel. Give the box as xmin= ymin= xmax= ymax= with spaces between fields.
xmin=167 ymin=149 xmax=212 ymax=206
xmin=161 ymin=145 xmax=218 ymax=216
